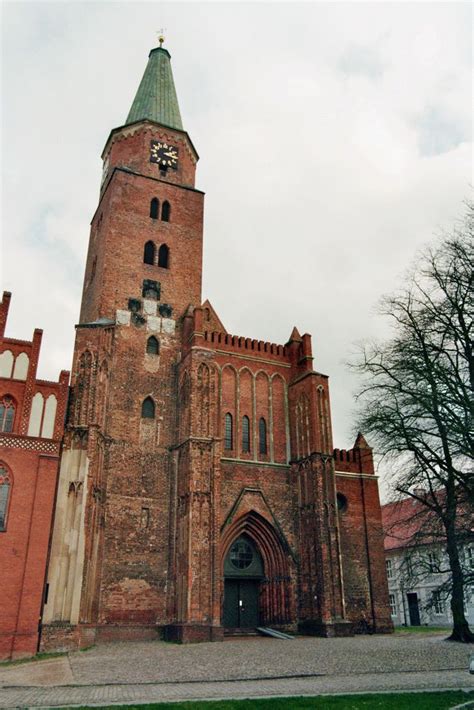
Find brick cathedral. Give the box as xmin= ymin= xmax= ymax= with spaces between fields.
xmin=0 ymin=43 xmax=392 ymax=658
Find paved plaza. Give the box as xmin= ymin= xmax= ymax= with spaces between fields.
xmin=0 ymin=632 xmax=473 ymax=708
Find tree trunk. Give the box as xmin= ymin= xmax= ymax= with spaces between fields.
xmin=445 ymin=512 xmax=474 ymax=642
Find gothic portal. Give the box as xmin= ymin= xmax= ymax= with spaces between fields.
xmin=39 ymin=43 xmax=393 ymax=648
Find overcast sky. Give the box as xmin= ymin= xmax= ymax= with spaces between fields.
xmin=1 ymin=1 xmax=472 ymax=495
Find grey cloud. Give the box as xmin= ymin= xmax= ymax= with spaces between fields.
xmin=338 ymin=45 xmax=386 ymax=80
xmin=416 ymin=106 xmax=469 ymax=157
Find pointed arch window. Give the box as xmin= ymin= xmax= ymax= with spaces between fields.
xmin=141 ymin=396 xmax=155 ymax=419
xmin=0 ymin=465 xmax=11 ymax=531
xmin=224 ymin=413 xmax=233 ymax=450
xmin=144 ymin=241 xmax=155 ymax=265
xmin=242 ymin=415 xmax=250 ymax=453
xmin=158 ymin=244 xmax=169 ymax=269
xmin=161 ymin=201 xmax=171 ymax=222
xmin=146 ymin=336 xmax=160 ymax=355
xmin=259 ymin=417 xmax=267 ymax=455
xmin=150 ymin=198 xmax=159 ymax=220
xmin=0 ymin=397 xmax=15 ymax=433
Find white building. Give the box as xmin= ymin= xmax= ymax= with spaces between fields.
xmin=383 ymin=498 xmax=474 ymax=628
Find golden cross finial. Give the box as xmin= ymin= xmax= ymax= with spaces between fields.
xmin=157 ymin=29 xmax=165 ymax=47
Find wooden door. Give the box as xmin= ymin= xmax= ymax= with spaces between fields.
xmin=223 ymin=579 xmax=259 ymax=628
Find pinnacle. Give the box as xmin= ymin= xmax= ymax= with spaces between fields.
xmin=354 ymin=432 xmax=370 ymax=449
xmin=288 ymin=326 xmax=302 ymax=343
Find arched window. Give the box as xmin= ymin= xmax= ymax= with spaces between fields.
xmin=224 ymin=535 xmax=264 ymax=577
xmin=0 ymin=396 xmax=15 ymax=433
xmin=242 ymin=415 xmax=250 ymax=453
xmin=161 ymin=200 xmax=171 ymax=222
xmin=0 ymin=351 xmax=14 ymax=378
xmin=259 ymin=417 xmax=267 ymax=455
xmin=150 ymin=198 xmax=159 ymax=220
xmin=13 ymin=352 xmax=29 ymax=380
xmin=0 ymin=465 xmax=11 ymax=531
xmin=141 ymin=396 xmax=155 ymax=419
xmin=27 ymin=392 xmax=44 ymax=437
xmin=158 ymin=244 xmax=169 ymax=268
xmin=144 ymin=241 xmax=155 ymax=265
xmin=336 ymin=493 xmax=348 ymax=513
xmin=146 ymin=336 xmax=159 ymax=355
xmin=224 ymin=413 xmax=233 ymax=450
xmin=41 ymin=395 xmax=57 ymax=439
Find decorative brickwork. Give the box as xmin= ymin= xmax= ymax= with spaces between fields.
xmin=0 ymin=434 xmax=60 ymax=454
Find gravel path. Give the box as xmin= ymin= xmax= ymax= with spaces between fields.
xmin=0 ymin=632 xmax=473 ymax=708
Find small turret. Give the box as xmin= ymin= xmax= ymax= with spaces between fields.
xmin=287 ymin=326 xmax=302 ymax=344
xmin=286 ymin=326 xmax=302 ymax=365
xmin=354 ymin=432 xmax=370 ymax=449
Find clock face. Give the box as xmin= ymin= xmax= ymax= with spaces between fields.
xmin=150 ymin=140 xmax=179 ymax=170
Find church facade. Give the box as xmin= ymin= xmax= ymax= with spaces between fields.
xmin=1 ymin=44 xmax=392 ymax=656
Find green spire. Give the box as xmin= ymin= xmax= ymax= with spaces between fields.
xmin=126 ymin=47 xmax=183 ymax=130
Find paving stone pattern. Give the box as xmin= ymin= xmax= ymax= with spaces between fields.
xmin=0 ymin=635 xmax=473 ymax=708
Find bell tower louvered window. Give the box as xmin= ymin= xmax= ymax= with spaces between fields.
xmin=158 ymin=244 xmax=169 ymax=268
xmin=161 ymin=201 xmax=171 ymax=222
xmin=150 ymin=198 xmax=159 ymax=219
xmin=144 ymin=241 xmax=155 ymax=265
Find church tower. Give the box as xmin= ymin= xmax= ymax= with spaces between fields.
xmin=42 ymin=43 xmax=208 ymax=643
xmin=42 ymin=42 xmax=392 ymax=649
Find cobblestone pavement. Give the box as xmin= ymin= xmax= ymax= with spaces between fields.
xmin=0 ymin=633 xmax=473 ymax=708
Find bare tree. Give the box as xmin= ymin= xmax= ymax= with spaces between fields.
xmin=352 ymin=202 xmax=474 ymax=642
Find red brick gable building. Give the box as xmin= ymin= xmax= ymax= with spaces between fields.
xmin=2 ymin=44 xmax=392 ymax=654
xmin=0 ymin=293 xmax=69 ymax=659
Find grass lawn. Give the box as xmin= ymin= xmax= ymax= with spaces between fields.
xmin=57 ymin=691 xmax=472 ymax=709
